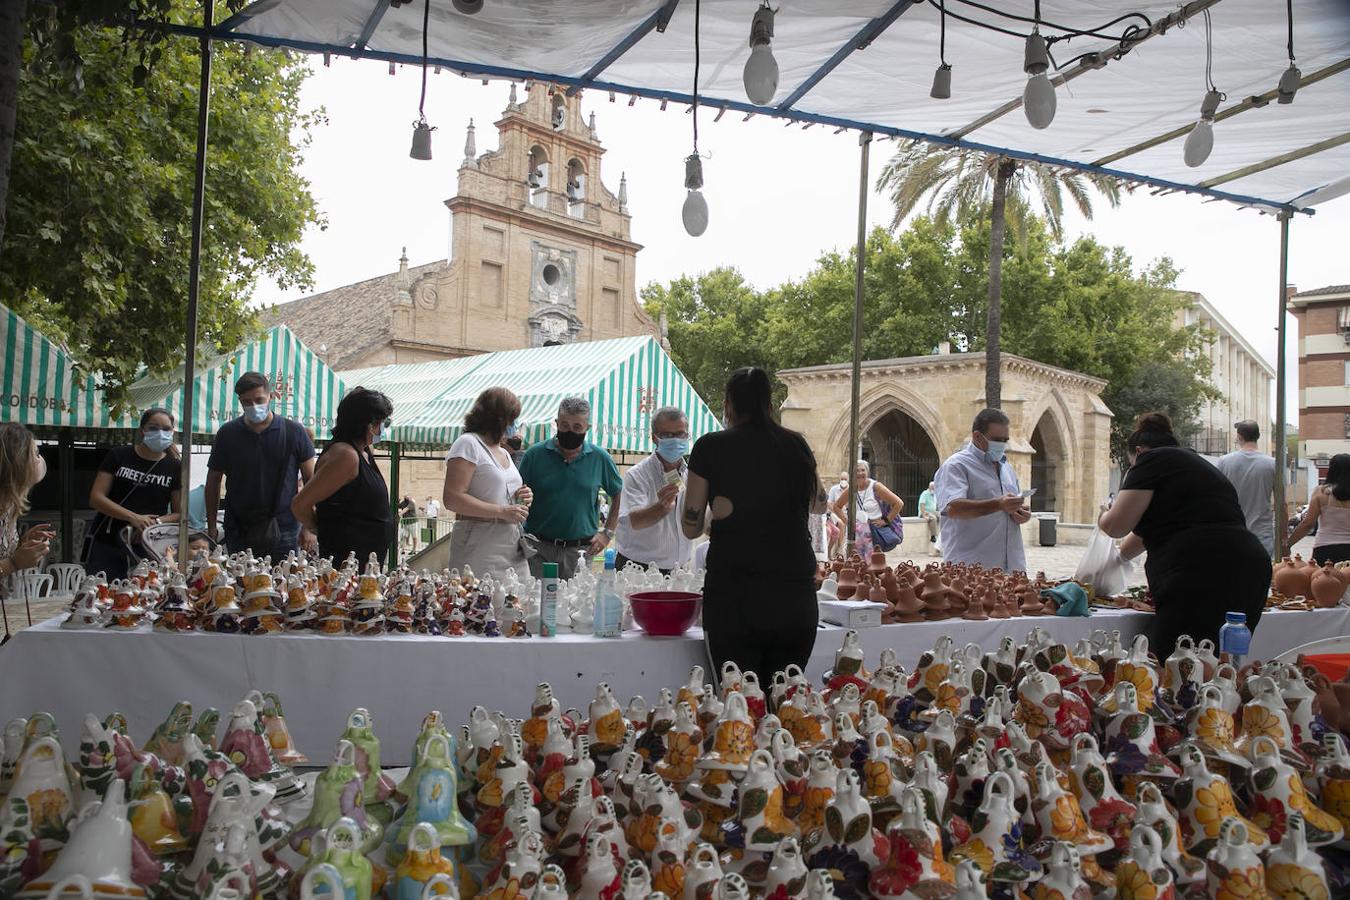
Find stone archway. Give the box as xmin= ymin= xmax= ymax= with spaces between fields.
xmin=820 ymin=382 xmax=949 ymax=477
xmin=861 ymin=410 xmax=941 ymax=512
xmin=1029 ymin=412 xmax=1064 ymax=512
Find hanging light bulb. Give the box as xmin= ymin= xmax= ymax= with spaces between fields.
xmin=682 ymin=154 xmax=708 ymax=237
xmin=1022 ymin=31 xmax=1055 ymax=129
xmin=1277 ymin=64 xmax=1301 ymax=104
xmin=410 ymin=117 xmax=435 ymax=160
xmin=930 ymin=0 xmax=951 ymax=99
xmin=742 ymin=3 xmax=778 ymax=106
xmin=1183 ymin=89 xmax=1221 ymax=167
xmin=409 ymin=0 xmax=434 ymax=160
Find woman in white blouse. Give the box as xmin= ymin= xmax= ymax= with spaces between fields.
xmin=442 ymin=388 xmax=533 ymax=576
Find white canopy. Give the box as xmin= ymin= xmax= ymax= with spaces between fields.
xmin=216 ymin=0 xmax=1350 ymax=213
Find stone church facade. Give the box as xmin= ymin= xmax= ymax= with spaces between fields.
xmin=265 ymin=82 xmax=660 ymax=372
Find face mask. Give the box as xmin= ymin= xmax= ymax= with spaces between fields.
xmin=839 ymin=479 xmax=848 ymax=489
xmin=556 ymin=430 xmax=584 ymax=451
xmin=984 ymin=439 xmax=1008 ymax=464
xmin=372 ymin=424 xmax=385 ymax=446
xmin=505 ymin=436 xmax=523 ymax=452
xmin=143 ymin=429 xmax=174 ymax=452
xmin=243 ymin=401 xmax=271 ymax=424
xmin=655 ymin=437 xmax=689 ymax=463
xmin=32 ymin=454 xmax=47 ymax=484
xmin=503 ymin=424 xmax=518 ymax=439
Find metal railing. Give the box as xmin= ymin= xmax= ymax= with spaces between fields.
xmin=398 ymin=515 xmax=453 ymax=557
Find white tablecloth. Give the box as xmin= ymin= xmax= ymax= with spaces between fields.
xmin=2 ymin=608 xmax=1342 ymax=765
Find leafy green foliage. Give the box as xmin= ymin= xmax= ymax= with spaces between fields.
xmin=646 ymin=214 xmax=1216 ymax=463
xmin=1 ymin=5 xmax=321 ymax=411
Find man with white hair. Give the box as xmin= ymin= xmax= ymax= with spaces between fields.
xmin=518 ymin=396 xmax=623 ymax=579
xmin=613 ymin=406 xmax=694 ymax=574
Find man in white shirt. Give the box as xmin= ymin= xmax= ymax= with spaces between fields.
xmin=1216 ymin=420 xmax=1276 ymax=556
xmin=934 ymin=408 xmax=1030 ymax=572
xmin=424 ymin=496 xmax=441 ymax=518
xmin=614 ymin=406 xmax=694 ymax=573
xmin=825 ymin=470 xmax=848 ymax=558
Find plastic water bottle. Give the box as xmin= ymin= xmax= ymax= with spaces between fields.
xmin=593 ymin=554 xmax=622 ymax=638
xmin=1218 ymin=611 xmax=1252 ymax=670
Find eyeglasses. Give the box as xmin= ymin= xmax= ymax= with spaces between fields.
xmin=655 ymin=431 xmax=690 ymax=440
xmin=555 ymin=420 xmax=588 ymax=433
xmin=382 ymin=419 xmax=392 ymax=429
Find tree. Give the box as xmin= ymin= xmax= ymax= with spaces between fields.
xmin=0 ymin=9 xmax=322 ymax=409
xmin=876 ymin=143 xmax=1122 ymax=408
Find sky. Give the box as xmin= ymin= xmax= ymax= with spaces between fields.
xmin=253 ymin=58 xmax=1350 ymax=413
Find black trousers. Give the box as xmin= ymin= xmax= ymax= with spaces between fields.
xmin=1312 ymin=543 xmax=1350 ymax=565
xmin=1147 ymin=526 xmax=1270 ymax=661
xmin=614 ymin=552 xmax=672 ymax=576
xmin=701 ymin=570 xmax=817 ymax=687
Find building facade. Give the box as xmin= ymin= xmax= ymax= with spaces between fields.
xmin=1290 ymin=283 xmax=1350 ymax=471
xmin=778 ymin=350 xmax=1113 ymax=524
xmin=264 ymin=82 xmax=660 ymax=371
xmin=1175 ymin=291 xmax=1276 ymax=455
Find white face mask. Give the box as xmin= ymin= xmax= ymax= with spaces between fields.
xmin=32 ymin=454 xmax=47 ymax=484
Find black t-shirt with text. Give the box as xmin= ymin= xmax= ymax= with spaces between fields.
xmin=90 ymin=444 xmax=181 ymax=543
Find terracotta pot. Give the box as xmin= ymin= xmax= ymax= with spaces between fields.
xmin=837 ymin=566 xmax=858 ymax=601
xmin=891 ymin=584 xmax=924 ymax=623
xmin=922 ymin=585 xmax=950 ymax=621
xmin=868 ymin=551 xmax=888 ymax=575
xmin=1311 ymin=564 xmax=1344 ymax=608
xmin=1019 ymin=591 xmax=1045 ymax=616
xmin=1273 ymin=556 xmax=1312 ymax=598
xmin=868 ymin=583 xmax=888 ymax=606
xmin=947 ymin=586 xmax=967 ymax=616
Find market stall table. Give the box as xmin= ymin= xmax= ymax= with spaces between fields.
xmin=3 ymin=607 xmax=1344 ymax=765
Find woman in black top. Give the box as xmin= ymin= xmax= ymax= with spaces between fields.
xmin=86 ymin=408 xmax=181 ymax=579
xmin=683 ymin=367 xmax=826 ymax=683
xmin=292 ymin=387 xmax=394 ymax=565
xmin=1098 ymin=413 xmax=1270 ymax=660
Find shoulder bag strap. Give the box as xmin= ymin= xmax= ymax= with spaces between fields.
xmin=267 ymin=420 xmax=293 ymax=516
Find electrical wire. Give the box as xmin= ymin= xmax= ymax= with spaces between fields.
xmin=923 ymin=0 xmax=1154 ymax=60
xmin=951 ymin=0 xmax=1151 ymax=41
xmin=1286 ymin=0 xmax=1296 ymax=63
xmin=417 ymin=0 xmax=429 ymax=119
xmin=938 ymin=0 xmax=947 ymax=66
xmin=1203 ymin=7 xmax=1217 ymax=93
xmin=692 ymin=0 xmax=700 ymax=151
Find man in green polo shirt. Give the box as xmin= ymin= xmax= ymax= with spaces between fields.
xmin=518 ymin=396 xmax=624 ymax=579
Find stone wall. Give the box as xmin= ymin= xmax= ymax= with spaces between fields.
xmin=779 ymin=352 xmax=1113 ymax=524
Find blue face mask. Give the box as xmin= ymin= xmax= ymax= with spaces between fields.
xmin=243 ymin=401 xmax=271 ymax=424
xmin=656 ymin=437 xmax=689 ymax=463
xmin=143 ymin=429 xmax=174 ymax=452
xmin=373 ymin=424 xmax=385 ymax=446
xmin=984 ymin=439 xmax=1008 ymax=464
xmin=503 ymin=423 xmax=518 ymax=439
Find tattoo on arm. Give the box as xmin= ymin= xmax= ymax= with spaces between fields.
xmin=683 ymin=506 xmax=703 ymax=525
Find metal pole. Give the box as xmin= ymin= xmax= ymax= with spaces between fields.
xmin=177 ymin=2 xmax=213 ymax=573
xmin=1273 ymin=212 xmax=1290 ymax=559
xmin=846 ymin=131 xmax=872 ymax=556
xmin=387 ymin=441 xmax=401 ymax=569
xmin=59 ymin=428 xmax=73 ymax=562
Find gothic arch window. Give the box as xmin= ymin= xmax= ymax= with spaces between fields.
xmin=550 ymin=93 xmax=567 ymax=130
xmin=527 ymin=145 xmax=549 ymax=209
xmin=566 ymin=158 xmax=586 ymax=218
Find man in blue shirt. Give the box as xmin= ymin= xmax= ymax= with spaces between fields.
xmin=518 ymin=396 xmax=623 ymax=579
xmin=206 ymin=372 xmax=317 ymax=560
xmin=934 ymin=408 xmax=1030 ymax=572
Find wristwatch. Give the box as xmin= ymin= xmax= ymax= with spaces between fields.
xmin=599 ymin=528 xmax=614 ymax=539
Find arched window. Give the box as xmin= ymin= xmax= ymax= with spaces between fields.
xmin=566 ymin=158 xmax=586 ymax=217
xmin=527 ymin=145 xmax=549 ymax=209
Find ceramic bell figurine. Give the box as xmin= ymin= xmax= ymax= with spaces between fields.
xmin=950 ymin=772 xmax=1041 ymax=885
xmin=1185 ymin=683 xmax=1249 ymax=770
xmin=868 ymin=786 xmax=954 ymax=898
xmin=819 ymin=769 xmax=886 ymax=870
xmin=1264 ymin=812 xmax=1330 ymax=900
xmin=682 ymin=844 xmax=723 ymax=900
xmin=341 ymin=708 xmax=398 ymax=821
xmin=732 ymin=749 xmax=797 ymax=851
xmin=313 ymin=817 xmax=374 ymax=900
xmin=398 ymin=711 xmax=452 ymax=801
xmin=169 ymin=771 xmax=285 ymax=900
xmin=1234 ymin=675 xmax=1302 ymax=766
xmin=290 ymin=739 xmax=383 ymax=856
xmin=1173 ymin=742 xmax=1268 ymax=854
xmin=697 ymin=692 xmax=755 ymax=773
xmin=577 ymin=832 xmax=622 ymax=900
xmin=219 ymin=698 xmax=307 ymax=804
xmin=259 ymin=691 xmax=306 ymax=766
xmin=16 ymin=778 xmax=143 ymax=898
xmin=389 ymin=821 xmax=458 ymax=900
xmin=1245 ymin=734 xmax=1343 ymax=846
xmin=1066 ymin=733 xmax=1136 ymax=853
xmin=1112 ymin=824 xmax=1175 ymax=900
xmin=1132 ymin=780 xmax=1205 ymax=886
xmin=1027 ymin=842 xmax=1090 ymax=900
xmin=1312 ymin=732 xmax=1350 ymax=835
xmin=1029 ymin=761 xmax=1112 ymax=858
xmin=1101 ymin=682 xmax=1181 ymax=785
xmin=797 ymin=749 xmax=835 ymax=836
xmin=126 ymin=761 xmax=189 ymax=857
xmin=1 ymin=735 xmax=75 ymax=848
xmin=763 ymin=836 xmax=809 ymax=899
xmin=587 ymin=683 xmax=626 ymax=753
xmin=1204 ymin=817 xmax=1265 ymax=900
xmin=393 ymin=732 xmax=476 ymax=859
xmin=653 ymin=702 xmax=701 ymax=786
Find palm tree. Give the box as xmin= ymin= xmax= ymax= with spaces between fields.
xmin=877 ymin=143 xmax=1122 ymax=408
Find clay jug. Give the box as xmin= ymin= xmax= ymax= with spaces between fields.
xmin=1311 ymin=564 xmax=1343 ymax=608
xmin=1273 ymin=557 xmax=1311 ymax=598
xmin=867 ymin=583 xmax=888 ymax=606
xmin=837 ymin=566 xmax=858 ymax=601
xmin=868 ymin=551 xmax=887 ymax=575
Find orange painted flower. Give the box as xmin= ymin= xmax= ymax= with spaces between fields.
xmin=652 ymin=861 xmax=686 ymax=897
xmin=1027 ymin=887 xmax=1067 ymax=900
xmin=1113 ymin=861 xmax=1159 ymax=900
xmin=714 ymin=721 xmax=754 ymax=764
xmin=627 ymin=813 xmax=660 ymax=855
xmin=1193 ymin=784 xmax=1237 ymax=839
xmin=658 ymin=731 xmax=699 ymax=782
xmin=593 ymin=710 xmax=626 ymax=747
xmin=863 ymin=760 xmax=893 ymax=798
xmin=1240 ymin=706 xmax=1287 ymax=745
xmin=1116 ymin=664 xmax=1156 ymax=712
xmin=950 ymin=838 xmax=993 ymax=875
xmin=763 ymin=788 xmax=793 ymax=835
xmin=483 ymin=877 xmax=527 ymax=900
xmin=1213 ymin=866 xmax=1266 ymax=900
xmin=922 ymin=663 xmax=950 ymax=698
xmin=1016 ymin=698 xmax=1049 ymax=730
xmin=1321 ymin=778 xmax=1350 ymax=831
xmin=477 ymin=777 xmax=504 ymax=808
xmin=541 ymin=770 xmax=566 ymax=804
xmin=1265 ymin=862 xmax=1329 ymax=900
xmin=933 ymin=683 xmax=960 ymax=713
xmin=520 ymin=717 xmax=548 ymax=749
xmin=800 ymin=786 xmax=832 ymax=833
xmin=1049 ymin=795 xmax=1083 ymax=840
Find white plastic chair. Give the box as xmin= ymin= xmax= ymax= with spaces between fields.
xmin=1277 ymin=634 xmax=1350 ymax=664
xmin=2 ymin=570 xmax=51 ymax=642
xmin=44 ymin=563 xmax=84 ymax=602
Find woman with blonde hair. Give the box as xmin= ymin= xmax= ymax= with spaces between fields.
xmin=442 ymin=387 xmax=533 ymax=575
xmin=0 ymin=423 xmax=54 ymax=580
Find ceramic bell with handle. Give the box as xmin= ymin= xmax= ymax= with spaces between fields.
xmin=1245 ymin=734 xmax=1343 ymax=847
xmin=1204 ymin=817 xmax=1264 ymax=900
xmin=1264 ymin=812 xmax=1330 ymax=900
xmin=1173 ymin=742 xmax=1268 ymax=854
xmin=1132 ymin=780 xmax=1205 ymax=885
xmin=15 ymin=777 xmax=143 ymax=899
xmin=1111 ymin=823 xmax=1175 ymax=900
xmin=391 ymin=732 xmax=475 ymax=861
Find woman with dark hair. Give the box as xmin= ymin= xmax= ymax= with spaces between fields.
xmin=682 ymin=367 xmax=826 ymax=680
xmin=0 ymin=423 xmax=53 ymax=581
xmin=292 ymin=387 xmax=394 ymax=564
xmin=442 ymin=387 xmax=533 ymax=575
xmin=1288 ymin=452 xmax=1350 ymax=564
xmin=86 ymin=407 xmax=181 ymax=579
xmin=1098 ymin=412 xmax=1270 ymax=659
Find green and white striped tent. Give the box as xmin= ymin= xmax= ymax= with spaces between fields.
xmin=352 ymin=336 xmax=719 ymax=452
xmin=0 ymin=304 xmax=114 ymax=430
xmin=342 ymin=355 xmax=487 ymax=436
xmin=126 ymin=325 xmax=346 ymax=438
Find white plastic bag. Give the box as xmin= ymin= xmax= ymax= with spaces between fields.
xmin=1074 ymin=527 xmax=1131 ymax=598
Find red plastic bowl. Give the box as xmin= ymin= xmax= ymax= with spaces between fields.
xmin=628 ymin=591 xmax=703 ymax=637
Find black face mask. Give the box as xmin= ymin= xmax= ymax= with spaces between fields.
xmin=505 ymin=436 xmax=523 ymax=452
xmin=556 ymin=430 xmax=584 ymax=450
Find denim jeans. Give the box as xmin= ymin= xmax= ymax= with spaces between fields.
xmin=225 ymin=525 xmax=300 ymax=562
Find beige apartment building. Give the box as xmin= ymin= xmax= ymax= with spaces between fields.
xmin=1290 ymin=284 xmax=1350 ymax=472
xmin=1176 ymin=292 xmax=1276 ymax=455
